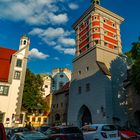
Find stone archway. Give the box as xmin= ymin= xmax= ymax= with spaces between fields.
xmin=77 ymin=105 xmax=92 ymax=127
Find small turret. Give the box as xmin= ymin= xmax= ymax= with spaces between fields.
xmin=19 ymin=34 xmax=30 ymax=49
xmin=91 ymin=0 xmax=100 ymax=5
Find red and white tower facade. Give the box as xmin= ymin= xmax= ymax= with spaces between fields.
xmin=74 ymin=0 xmax=124 ymax=65
xmin=68 ymin=1 xmax=127 ymax=126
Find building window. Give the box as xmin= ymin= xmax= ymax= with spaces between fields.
xmin=23 ymin=40 xmax=26 ymax=45
xmin=60 ymin=74 xmax=64 ymax=78
xmin=112 ymin=23 xmax=115 ymax=27
xmin=104 ymin=31 xmax=107 ymax=35
xmin=59 ymin=82 xmax=64 ymax=89
xmin=94 ymin=28 xmax=98 ymax=32
xmin=14 ymin=71 xmax=21 ymax=80
xmin=86 ymin=44 xmax=89 ymax=49
xmin=78 ymin=86 xmax=82 ymax=94
xmin=0 ymin=113 xmax=4 ymax=123
xmin=104 ymin=19 xmax=106 ymax=22
xmin=38 ymin=117 xmax=41 ymax=122
xmin=86 ymin=83 xmax=90 ymax=92
xmin=32 ymin=117 xmax=35 ymax=122
xmin=86 ymin=67 xmax=89 ymax=71
xmin=113 ymin=35 xmax=117 ymax=39
xmin=55 ymin=114 xmax=60 ymax=121
xmin=53 ymin=104 xmax=55 ymax=108
xmin=16 ymin=59 xmax=22 ymax=67
xmin=45 ymin=85 xmax=48 ymax=88
xmin=78 ymin=70 xmax=81 ymax=75
xmin=61 ymin=102 xmax=63 ymax=107
xmin=104 ymin=42 xmax=108 ymax=47
xmin=94 ymin=40 xmax=99 ymax=44
xmin=0 ymin=85 xmax=9 ymax=96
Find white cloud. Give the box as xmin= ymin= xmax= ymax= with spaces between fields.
xmin=29 ymin=27 xmax=75 ymax=46
xmin=47 ymin=13 xmax=68 ymax=24
xmin=68 ymin=3 xmax=79 ymax=10
xmin=58 ymin=37 xmax=75 ymax=46
xmin=42 ymin=27 xmax=65 ymax=38
xmin=29 ymin=28 xmax=44 ymax=35
xmin=0 ymin=0 xmax=68 ymax=25
xmin=63 ymin=48 xmax=76 ymax=55
xmin=29 ymin=48 xmax=49 ymax=59
xmin=54 ymin=45 xmax=75 ymax=55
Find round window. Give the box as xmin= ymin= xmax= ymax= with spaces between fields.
xmin=60 ymin=74 xmax=64 ymax=78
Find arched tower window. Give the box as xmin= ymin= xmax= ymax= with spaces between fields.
xmin=23 ymin=40 xmax=27 ymax=45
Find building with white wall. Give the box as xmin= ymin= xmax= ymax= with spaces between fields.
xmin=0 ymin=35 xmax=30 ymax=127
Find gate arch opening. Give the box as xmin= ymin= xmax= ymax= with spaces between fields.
xmin=77 ymin=105 xmax=92 ymax=127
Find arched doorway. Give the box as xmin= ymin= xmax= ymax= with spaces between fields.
xmin=77 ymin=105 xmax=92 ymax=127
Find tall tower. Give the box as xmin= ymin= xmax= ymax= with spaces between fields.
xmin=68 ymin=2 xmax=126 ymax=126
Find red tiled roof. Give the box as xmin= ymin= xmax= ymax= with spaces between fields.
xmin=0 ymin=47 xmax=17 ymax=82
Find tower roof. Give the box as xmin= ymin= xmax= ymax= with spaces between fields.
xmin=20 ymin=34 xmax=30 ymax=40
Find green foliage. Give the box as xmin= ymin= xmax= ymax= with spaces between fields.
xmin=126 ymin=37 xmax=140 ymax=94
xmin=22 ymin=69 xmax=46 ymax=112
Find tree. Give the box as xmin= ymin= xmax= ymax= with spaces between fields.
xmin=22 ymin=69 xmax=47 ymax=113
xmin=126 ymin=37 xmax=140 ymax=94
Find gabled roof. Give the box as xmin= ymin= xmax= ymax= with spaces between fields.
xmin=0 ymin=47 xmax=17 ymax=82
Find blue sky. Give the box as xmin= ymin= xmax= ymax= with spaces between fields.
xmin=0 ymin=0 xmax=140 ymax=74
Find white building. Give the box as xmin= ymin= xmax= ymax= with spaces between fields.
xmin=0 ymin=35 xmax=30 ymax=127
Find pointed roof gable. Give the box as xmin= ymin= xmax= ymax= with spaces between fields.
xmin=0 ymin=47 xmax=17 ymax=82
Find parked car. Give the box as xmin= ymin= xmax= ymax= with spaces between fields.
xmin=51 ymin=134 xmax=68 ymax=140
xmin=131 ymin=127 xmax=140 ymax=140
xmin=10 ymin=131 xmax=52 ymax=140
xmin=37 ymin=126 xmax=50 ymax=134
xmin=6 ymin=127 xmax=29 ymax=140
xmin=44 ymin=125 xmax=84 ymax=140
xmin=0 ymin=123 xmax=6 ymax=140
xmin=81 ymin=124 xmax=120 ymax=140
xmin=115 ymin=125 xmax=138 ymax=140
